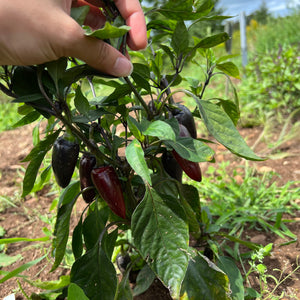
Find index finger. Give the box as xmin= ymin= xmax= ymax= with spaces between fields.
xmin=114 ymin=0 xmax=147 ymax=50
xmin=84 ymin=0 xmax=147 ymax=50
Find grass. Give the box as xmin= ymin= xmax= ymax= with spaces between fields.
xmin=190 ymin=161 xmax=300 ymax=239
xmin=0 ymin=100 xmax=20 ymax=132
xmin=185 ymin=161 xmax=300 ymax=299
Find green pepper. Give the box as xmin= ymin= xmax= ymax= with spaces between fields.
xmin=52 ymin=136 xmax=79 ymax=188
xmin=91 ymin=166 xmax=126 ymax=219
xmin=79 ymin=153 xmax=96 ymax=203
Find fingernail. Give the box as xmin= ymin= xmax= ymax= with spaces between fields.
xmin=113 ymin=57 xmax=133 ymax=77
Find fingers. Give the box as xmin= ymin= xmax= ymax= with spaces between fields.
xmin=68 ymin=0 xmax=147 ymax=76
xmin=69 ymin=32 xmax=133 ymax=77
xmin=114 ymin=0 xmax=147 ymax=50
xmin=83 ymin=0 xmax=147 ymax=50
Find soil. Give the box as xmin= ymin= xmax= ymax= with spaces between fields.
xmin=0 ymin=122 xmax=299 ymax=300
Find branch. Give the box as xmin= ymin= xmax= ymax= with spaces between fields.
xmin=0 ymin=82 xmax=17 ymax=98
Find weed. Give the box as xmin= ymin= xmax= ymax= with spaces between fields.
xmin=190 ymin=162 xmax=300 ymax=239
xmin=244 ymin=248 xmax=300 ymax=300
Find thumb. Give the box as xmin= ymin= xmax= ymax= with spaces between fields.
xmin=70 ymin=35 xmax=133 ymax=77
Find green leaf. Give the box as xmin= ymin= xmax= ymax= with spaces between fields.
xmin=217 ymin=256 xmax=244 ymax=300
xmin=70 ymin=244 xmax=117 ymax=300
xmin=45 ymin=57 xmax=68 ymax=92
xmin=171 ymin=21 xmax=189 ymax=55
xmin=133 ymin=265 xmax=156 ymax=296
xmin=158 ymin=0 xmax=214 ymax=20
xmin=101 ymin=228 xmax=118 ymax=261
xmin=132 ymin=188 xmax=189 ymax=298
xmin=181 ymin=184 xmax=201 ymax=218
xmin=62 ymin=64 xmax=115 ymax=87
xmin=12 ymin=111 xmax=40 ymax=128
xmin=0 ymin=236 xmax=49 ymax=245
xmin=71 ymin=6 xmax=90 ymax=26
xmin=59 ymin=180 xmax=81 ymax=206
xmin=166 ymin=137 xmax=214 ymax=162
xmin=0 ymin=253 xmax=22 ymax=268
xmin=101 ymin=84 xmax=132 ymax=106
xmin=219 ymin=99 xmax=240 ymax=126
xmin=12 ymin=93 xmax=44 ymax=103
xmin=74 ymin=86 xmax=90 ymax=116
xmin=0 ymin=254 xmax=46 ymax=283
xmin=216 ymin=232 xmax=260 ymax=251
xmin=245 ymin=287 xmax=261 ymax=299
xmin=143 ymin=120 xmax=176 ymax=141
xmin=178 ymin=195 xmax=200 ymax=234
xmin=216 ymin=62 xmax=240 ymax=79
xmin=24 ymin=275 xmax=70 ymax=291
xmin=72 ymin=108 xmax=106 ymax=123
xmin=197 ymin=100 xmax=264 ymax=160
xmin=84 ymin=22 xmax=130 ymax=39
xmin=82 ymin=208 xmax=107 ymax=250
xmin=68 ymin=283 xmax=89 ymax=300
xmin=32 ymin=165 xmax=52 ymax=193
xmin=22 ymin=154 xmax=46 ymax=193
xmin=52 ymin=181 xmax=80 ymax=271
xmin=125 ymin=139 xmax=151 ymax=185
xmin=115 ymin=270 xmax=132 ymax=300
xmin=72 ymin=217 xmax=83 ymax=260
xmin=22 ymin=130 xmax=60 ymax=162
xmin=131 ymin=63 xmax=151 ymax=92
xmin=11 ymin=66 xmax=40 ymax=96
xmin=160 ymin=44 xmax=175 ymax=67
xmin=181 ymin=253 xmax=231 ymax=300
xmin=194 ymin=32 xmax=229 ymax=49
xmin=127 ymin=115 xmax=144 ymax=141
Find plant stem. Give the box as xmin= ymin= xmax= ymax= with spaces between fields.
xmin=124 ymin=76 xmax=150 ymax=116
xmin=37 ymin=68 xmax=113 ymax=165
xmin=199 ymin=70 xmax=213 ymax=100
xmin=0 ymin=81 xmax=16 ymax=98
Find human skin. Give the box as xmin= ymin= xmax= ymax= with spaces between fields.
xmin=0 ymin=0 xmax=147 ymax=77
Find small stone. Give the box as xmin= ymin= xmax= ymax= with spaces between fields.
xmin=258 ymin=166 xmax=274 ymax=173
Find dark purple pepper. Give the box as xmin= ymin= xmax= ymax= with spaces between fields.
xmin=79 ymin=153 xmax=96 ymax=203
xmin=172 ymin=104 xmax=197 ymax=139
xmin=161 ymin=151 xmax=183 ymax=183
xmin=52 ymin=137 xmax=79 ymax=188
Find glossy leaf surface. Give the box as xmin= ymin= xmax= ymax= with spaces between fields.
xmin=132 ymin=188 xmax=189 ymax=298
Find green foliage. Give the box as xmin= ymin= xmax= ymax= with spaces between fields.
xmin=192 ymin=162 xmax=299 ymax=239
xmin=247 ymin=0 xmax=270 ymax=25
xmin=0 ymin=100 xmax=20 ymax=132
xmin=254 ymin=10 xmax=300 ymax=53
xmin=239 ymin=44 xmax=300 ymax=124
xmin=244 ymin=245 xmax=300 ymax=299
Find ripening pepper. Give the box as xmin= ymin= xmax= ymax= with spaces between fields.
xmin=79 ymin=153 xmax=96 ymax=203
xmin=91 ymin=166 xmax=126 ymax=219
xmin=52 ymin=136 xmax=79 ymax=188
xmin=172 ymin=104 xmax=197 ymax=139
xmin=172 ymin=124 xmax=202 ymax=182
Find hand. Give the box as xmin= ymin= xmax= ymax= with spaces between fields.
xmin=0 ymin=0 xmax=147 ymax=77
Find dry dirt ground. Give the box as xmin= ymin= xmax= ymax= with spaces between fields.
xmin=0 ymin=123 xmax=299 ymax=300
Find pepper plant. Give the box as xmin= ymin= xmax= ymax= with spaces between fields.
xmin=0 ymin=0 xmax=264 ymax=299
